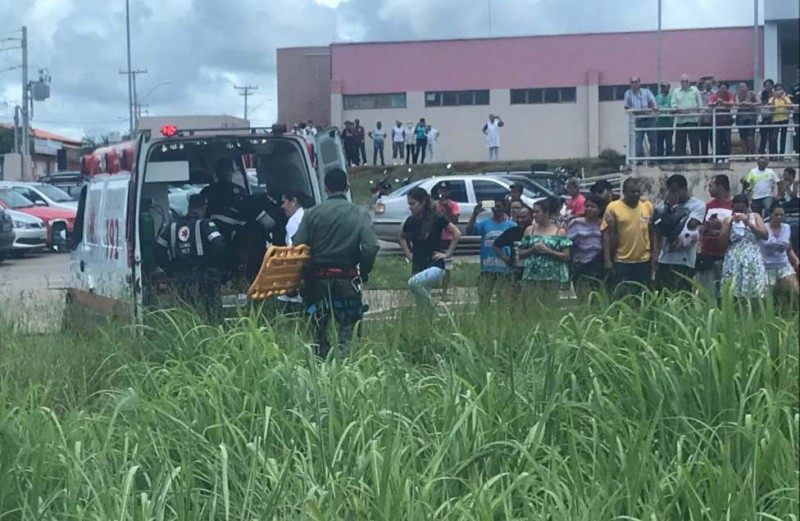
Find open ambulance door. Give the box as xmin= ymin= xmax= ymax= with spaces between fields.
xmin=314 ymin=127 xmax=349 ymax=201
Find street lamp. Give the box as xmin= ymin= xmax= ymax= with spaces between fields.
xmin=135 ymin=79 xmax=170 ymax=124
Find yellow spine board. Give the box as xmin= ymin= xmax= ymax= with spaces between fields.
xmin=247 ymin=245 xmax=311 ymax=301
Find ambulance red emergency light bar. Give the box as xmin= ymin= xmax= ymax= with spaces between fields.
xmin=80 ymin=141 xmax=136 ymax=177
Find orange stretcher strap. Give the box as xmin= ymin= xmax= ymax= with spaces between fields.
xmin=247 ymin=245 xmax=311 ymax=301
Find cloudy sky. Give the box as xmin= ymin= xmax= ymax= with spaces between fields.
xmin=0 ymin=0 xmax=762 ymax=140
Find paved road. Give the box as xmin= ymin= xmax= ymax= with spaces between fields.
xmin=0 ymin=252 xmax=70 ymax=332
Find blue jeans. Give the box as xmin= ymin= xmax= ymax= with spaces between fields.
xmin=408 ymin=267 xmax=445 ymax=306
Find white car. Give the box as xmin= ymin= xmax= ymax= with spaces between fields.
xmin=372 ymin=174 xmax=548 ymax=243
xmin=5 ymin=209 xmax=47 ymax=254
xmin=2 ymin=181 xmax=79 ymax=210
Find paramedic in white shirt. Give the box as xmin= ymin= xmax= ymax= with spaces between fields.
xmin=279 ymin=191 xmax=306 ymax=304
xmin=482 ymin=114 xmax=505 ymax=160
xmin=426 ymin=125 xmax=440 ymax=162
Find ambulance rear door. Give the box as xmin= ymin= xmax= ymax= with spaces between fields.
xmin=68 ymin=173 xmax=134 ymax=320
xmin=314 ymin=127 xmax=349 ymax=200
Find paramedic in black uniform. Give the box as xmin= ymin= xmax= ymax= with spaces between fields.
xmin=155 ymin=194 xmax=226 ymax=320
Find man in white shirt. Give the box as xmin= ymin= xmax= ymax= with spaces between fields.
xmin=279 ymin=191 xmax=307 ymax=305
xmin=745 ymin=157 xmax=783 ymax=217
xmin=426 ymin=125 xmax=440 ymax=162
xmin=482 ymin=114 xmax=504 ymax=160
xmin=391 ymin=120 xmax=405 ymax=164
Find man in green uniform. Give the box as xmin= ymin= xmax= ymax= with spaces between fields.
xmin=292 ymin=168 xmax=380 ymax=357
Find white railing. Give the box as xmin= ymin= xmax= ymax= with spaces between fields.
xmin=625 ymin=105 xmax=799 ymax=165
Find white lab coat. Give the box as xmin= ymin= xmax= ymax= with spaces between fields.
xmin=485 ymin=120 xmax=502 ymax=148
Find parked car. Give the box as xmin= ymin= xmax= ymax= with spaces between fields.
xmin=372 ymin=174 xmax=547 ymax=243
xmin=484 ymin=170 xmax=566 ymax=195
xmin=5 ymin=209 xmax=47 ymax=255
xmin=0 ymin=206 xmax=15 ymax=262
xmin=2 ymin=181 xmax=79 ymax=210
xmin=38 ymin=171 xmax=86 ymax=199
xmin=0 ymin=187 xmax=76 ymax=252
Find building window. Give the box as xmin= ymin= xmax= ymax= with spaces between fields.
xmin=343 ymin=93 xmax=406 ymax=110
xmin=509 ymin=87 xmax=577 ymax=104
xmin=599 ymin=84 xmax=658 ymax=102
xmin=425 ymin=90 xmax=490 ymax=107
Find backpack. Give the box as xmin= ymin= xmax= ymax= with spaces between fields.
xmin=652 ymin=202 xmax=690 ymax=241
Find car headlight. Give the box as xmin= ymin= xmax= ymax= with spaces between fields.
xmin=13 ymin=221 xmax=30 ymax=229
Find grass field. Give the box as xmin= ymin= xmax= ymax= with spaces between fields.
xmin=0 ymin=289 xmax=797 ymax=519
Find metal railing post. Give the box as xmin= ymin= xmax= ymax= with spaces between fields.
xmin=711 ymin=107 xmax=717 ymax=163
xmin=627 ymin=112 xmax=633 ymax=165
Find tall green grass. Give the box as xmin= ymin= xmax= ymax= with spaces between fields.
xmin=0 ymin=291 xmax=797 ymax=520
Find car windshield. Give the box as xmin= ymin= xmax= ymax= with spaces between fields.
xmin=35 ymin=184 xmax=75 ymax=202
xmin=499 ymin=176 xmax=553 ymax=197
xmin=388 ymin=179 xmax=424 ymax=197
xmin=0 ymin=189 xmax=35 ymax=209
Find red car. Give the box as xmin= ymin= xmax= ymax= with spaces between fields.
xmin=0 ymin=187 xmax=76 ymax=252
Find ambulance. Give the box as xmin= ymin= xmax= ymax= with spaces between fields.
xmin=66 ymin=124 xmax=347 ymax=323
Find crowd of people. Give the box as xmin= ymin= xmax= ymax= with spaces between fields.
xmin=625 ymin=69 xmax=800 ymax=162
xmin=397 ymin=160 xmax=799 ymax=308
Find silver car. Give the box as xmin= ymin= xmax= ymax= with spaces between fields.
xmin=372 ymin=174 xmax=546 ymax=243
xmin=5 ymin=209 xmax=47 ymax=254
xmin=2 ymin=181 xmax=79 ymax=210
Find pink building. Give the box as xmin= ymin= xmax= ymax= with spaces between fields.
xmin=278 ymin=26 xmax=765 ymax=162
xmin=277 ymin=46 xmax=331 ymax=128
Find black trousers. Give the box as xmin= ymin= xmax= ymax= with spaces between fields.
xmin=415 ymin=138 xmax=428 ymax=164
xmin=306 ymin=278 xmax=366 ymax=358
xmin=759 ymin=119 xmax=773 ymax=155
xmin=655 ymin=263 xmax=696 ymax=293
xmin=392 ymin=141 xmax=404 ymax=159
xmin=174 ymin=272 xmax=222 ymax=322
xmin=655 ymin=129 xmax=673 ymax=157
xmin=358 ymin=142 xmax=367 ymax=164
xmin=698 ymin=124 xmax=712 ymax=160
xmin=716 ymin=128 xmax=731 ymax=159
xmin=770 ymin=122 xmax=789 ymax=155
xmin=611 ymin=261 xmax=651 ymax=299
xmin=674 ymin=123 xmax=699 ymax=157
xmin=405 ymin=144 xmax=416 ymax=165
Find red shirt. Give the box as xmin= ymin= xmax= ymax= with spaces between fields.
xmin=437 ymin=199 xmax=460 ymax=241
xmin=699 ymin=198 xmax=733 ymax=258
xmin=709 ymin=91 xmax=735 ymax=124
xmin=566 ymin=194 xmax=586 ymax=218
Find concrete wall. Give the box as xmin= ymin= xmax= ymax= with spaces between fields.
xmin=628 ymin=160 xmax=798 ymax=202
xmin=765 ymin=0 xmax=799 ymax=22
xmin=277 ymin=46 xmax=331 ymax=127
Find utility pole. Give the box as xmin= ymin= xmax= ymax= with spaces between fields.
xmin=125 ymin=0 xmax=133 ymax=137
xmin=234 ymin=85 xmax=258 ymax=120
xmin=21 ymin=26 xmax=29 ymax=162
xmin=753 ymin=0 xmax=760 ymax=89
xmin=120 ymin=68 xmax=147 ymax=133
xmin=657 ymin=0 xmax=662 ymax=88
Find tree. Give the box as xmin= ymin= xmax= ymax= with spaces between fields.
xmin=80 ymin=135 xmax=111 ymax=154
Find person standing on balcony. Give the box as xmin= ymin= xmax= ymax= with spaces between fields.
xmin=792 ymin=67 xmax=800 ymax=154
xmin=483 ymin=114 xmax=505 ymax=160
xmin=671 ymin=74 xmax=703 ymax=159
xmin=735 ymin=83 xmax=758 ymax=158
xmin=758 ymin=79 xmax=775 ymax=156
xmin=709 ymin=83 xmax=735 ymax=162
xmin=655 ymin=82 xmax=674 ymax=159
xmin=698 ymin=79 xmax=715 ymax=162
xmin=623 ymin=76 xmax=657 ymax=164
xmin=768 ymin=84 xmax=792 ymax=158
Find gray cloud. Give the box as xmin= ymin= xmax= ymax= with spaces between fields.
xmin=0 ymin=0 xmax=759 ymax=139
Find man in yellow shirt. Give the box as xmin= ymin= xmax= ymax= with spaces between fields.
xmin=768 ymin=84 xmax=792 ymax=157
xmin=601 ymin=177 xmax=655 ymax=297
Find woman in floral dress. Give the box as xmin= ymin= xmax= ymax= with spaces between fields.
xmin=721 ymin=194 xmax=769 ymax=298
xmin=518 ymin=196 xmax=572 ymax=303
